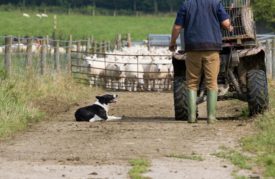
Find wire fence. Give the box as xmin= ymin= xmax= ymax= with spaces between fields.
xmin=71 ymin=51 xmax=173 ymax=92
xmin=0 ymin=34 xmax=131 ymax=76
xmin=1 ymin=34 xmax=275 ymax=87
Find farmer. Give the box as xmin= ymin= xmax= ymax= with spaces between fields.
xmin=169 ymin=0 xmax=233 ymax=124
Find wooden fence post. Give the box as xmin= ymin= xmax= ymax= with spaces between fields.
xmin=272 ymin=37 xmax=275 ymax=80
xmin=54 ymin=39 xmax=60 ymax=73
xmin=40 ymin=39 xmax=47 ymax=75
xmin=117 ymin=34 xmax=122 ymax=50
xmin=127 ymin=33 xmax=132 ymax=47
xmin=103 ymin=41 xmax=107 ymax=53
xmin=46 ymin=35 xmax=50 ymax=53
xmin=86 ymin=37 xmax=91 ymax=53
xmin=147 ymin=35 xmax=151 ymax=50
xmin=99 ymin=41 xmax=104 ymax=56
xmin=4 ymin=36 xmax=12 ymax=76
xmin=17 ymin=36 xmax=21 ymax=53
xmin=266 ymin=40 xmax=272 ymax=78
xmin=90 ymin=36 xmax=94 ymax=44
xmin=107 ymin=41 xmax=111 ymax=52
xmin=66 ymin=35 xmax=72 ymax=73
xmin=26 ymin=37 xmax=33 ymax=69
xmin=77 ymin=41 xmax=81 ymax=66
xmin=93 ymin=41 xmax=97 ymax=54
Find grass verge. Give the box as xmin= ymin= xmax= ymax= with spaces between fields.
xmin=213 ymin=82 xmax=275 ymax=177
xmin=129 ymin=159 xmax=151 ymax=179
xmin=213 ymin=147 xmax=252 ymax=170
xmin=241 ymin=82 xmax=275 ymax=177
xmin=0 ymin=71 xmax=101 ymax=138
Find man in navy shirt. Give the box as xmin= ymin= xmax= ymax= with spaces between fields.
xmin=169 ymin=0 xmax=233 ymax=124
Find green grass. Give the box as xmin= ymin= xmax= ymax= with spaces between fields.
xmin=129 ymin=159 xmax=151 ymax=179
xmin=213 ymin=83 xmax=275 ymax=177
xmin=166 ymin=153 xmax=204 ymax=161
xmin=0 ymin=70 xmax=100 ymax=138
xmin=241 ymin=83 xmax=275 ymax=177
xmin=0 ymin=11 xmax=174 ymax=41
xmin=233 ymin=174 xmax=248 ymax=179
xmin=213 ymin=148 xmax=252 ymax=170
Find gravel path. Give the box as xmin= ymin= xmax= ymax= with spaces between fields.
xmin=0 ymin=92 xmax=256 ymax=179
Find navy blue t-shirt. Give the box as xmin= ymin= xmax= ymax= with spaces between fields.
xmin=174 ymin=0 xmax=230 ymax=51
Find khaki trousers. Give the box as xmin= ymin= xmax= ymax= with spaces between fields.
xmin=186 ymin=51 xmax=220 ymax=91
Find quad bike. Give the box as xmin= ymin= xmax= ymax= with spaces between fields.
xmin=173 ymin=0 xmax=269 ymax=120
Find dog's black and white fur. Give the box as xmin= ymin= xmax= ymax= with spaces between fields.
xmin=75 ymin=94 xmax=122 ymax=122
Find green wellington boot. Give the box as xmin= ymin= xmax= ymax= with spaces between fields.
xmin=187 ymin=90 xmax=197 ymax=123
xmin=207 ymin=90 xmax=218 ymax=124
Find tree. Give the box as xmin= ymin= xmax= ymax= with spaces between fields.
xmin=252 ymin=0 xmax=275 ymax=30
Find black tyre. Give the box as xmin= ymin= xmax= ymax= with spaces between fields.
xmin=173 ymin=76 xmax=188 ymax=120
xmin=247 ymin=69 xmax=269 ymax=116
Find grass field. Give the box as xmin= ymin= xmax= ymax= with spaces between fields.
xmin=0 ymin=11 xmax=174 ymax=41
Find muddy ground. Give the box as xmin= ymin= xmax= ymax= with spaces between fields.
xmin=0 ymin=92 xmax=259 ymax=179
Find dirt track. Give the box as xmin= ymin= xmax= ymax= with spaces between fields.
xmin=0 ymin=92 xmax=258 ymax=179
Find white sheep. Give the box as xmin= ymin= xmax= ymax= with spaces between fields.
xmin=124 ymin=63 xmax=144 ymax=92
xmin=0 ymin=46 xmax=4 ymax=54
xmin=105 ymin=63 xmax=125 ymax=90
xmin=84 ymin=56 xmax=106 ymax=86
xmin=23 ymin=13 xmax=30 ymax=18
xmin=36 ymin=14 xmax=42 ymax=18
xmin=41 ymin=13 xmax=48 ymax=17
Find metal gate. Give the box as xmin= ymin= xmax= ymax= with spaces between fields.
xmin=71 ymin=51 xmax=174 ymax=92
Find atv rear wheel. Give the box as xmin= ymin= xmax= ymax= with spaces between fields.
xmin=173 ymin=76 xmax=188 ymax=120
xmin=247 ymin=69 xmax=269 ymax=116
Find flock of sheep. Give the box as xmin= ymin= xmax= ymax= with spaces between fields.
xmin=82 ymin=46 xmax=174 ymax=92
xmin=23 ymin=13 xmax=48 ymax=18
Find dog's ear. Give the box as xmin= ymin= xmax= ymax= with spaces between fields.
xmin=96 ymin=96 xmax=101 ymax=100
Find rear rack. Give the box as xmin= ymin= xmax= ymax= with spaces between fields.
xmin=221 ymin=0 xmax=256 ymax=43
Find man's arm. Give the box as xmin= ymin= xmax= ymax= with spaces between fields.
xmin=169 ymin=24 xmax=182 ymax=52
xmin=169 ymin=2 xmax=186 ymax=52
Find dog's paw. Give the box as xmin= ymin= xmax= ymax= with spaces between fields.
xmin=107 ymin=116 xmax=122 ymax=121
xmin=89 ymin=119 xmax=96 ymax=122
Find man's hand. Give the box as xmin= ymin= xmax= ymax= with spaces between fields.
xmin=229 ymin=25 xmax=234 ymax=32
xmin=221 ymin=19 xmax=234 ymax=32
xmin=169 ymin=42 xmax=177 ymax=52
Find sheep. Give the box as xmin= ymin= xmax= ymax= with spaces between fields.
xmin=23 ymin=13 xmax=30 ymax=18
xmin=81 ymin=45 xmax=173 ymax=91
xmin=41 ymin=13 xmax=48 ymax=17
xmin=36 ymin=14 xmax=42 ymax=18
xmin=143 ymin=60 xmax=172 ymax=91
xmin=84 ymin=56 xmax=106 ymax=86
xmin=105 ymin=63 xmax=125 ymax=90
xmin=124 ymin=63 xmax=144 ymax=91
xmin=0 ymin=46 xmax=4 ymax=54
xmin=11 ymin=43 xmax=27 ymax=52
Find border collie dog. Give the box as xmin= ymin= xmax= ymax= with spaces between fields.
xmin=75 ymin=94 xmax=122 ymax=122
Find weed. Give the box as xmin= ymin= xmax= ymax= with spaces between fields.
xmin=213 ymin=148 xmax=252 ymax=170
xmin=128 ymin=159 xmax=150 ymax=179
